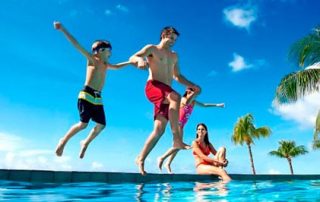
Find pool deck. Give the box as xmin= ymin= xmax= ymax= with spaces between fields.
xmin=0 ymin=169 xmax=319 ymax=183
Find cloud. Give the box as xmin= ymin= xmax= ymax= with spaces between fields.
xmin=104 ymin=4 xmax=129 ymax=17
xmin=268 ymin=168 xmax=281 ymax=174
xmin=1 ymin=149 xmax=73 ymax=171
xmin=104 ymin=9 xmax=112 ymax=16
xmin=0 ymin=132 xmax=24 ymax=151
xmin=305 ymin=62 xmax=320 ymax=70
xmin=271 ymin=91 xmax=320 ymax=129
xmin=223 ymin=6 xmax=257 ymax=30
xmin=91 ymin=161 xmax=105 ymax=171
xmin=229 ymin=53 xmax=253 ymax=72
xmin=116 ymin=4 xmax=129 ymax=13
xmin=0 ymin=132 xmax=104 ymax=171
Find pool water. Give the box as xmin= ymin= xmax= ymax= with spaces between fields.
xmin=1 ymin=180 xmax=320 ymax=201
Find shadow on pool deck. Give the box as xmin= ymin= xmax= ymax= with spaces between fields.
xmin=0 ymin=169 xmax=319 ymax=183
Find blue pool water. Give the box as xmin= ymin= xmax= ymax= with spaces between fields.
xmin=1 ymin=180 xmax=320 ymax=201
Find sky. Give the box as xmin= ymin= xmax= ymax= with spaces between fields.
xmin=0 ymin=0 xmax=319 ymax=175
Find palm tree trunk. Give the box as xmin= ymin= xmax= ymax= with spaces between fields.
xmin=287 ymin=158 xmax=294 ymax=175
xmin=247 ymin=143 xmax=256 ymax=175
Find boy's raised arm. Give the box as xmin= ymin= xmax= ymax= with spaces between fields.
xmin=54 ymin=21 xmax=93 ymax=63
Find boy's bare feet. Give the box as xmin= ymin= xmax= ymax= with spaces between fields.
xmin=79 ymin=140 xmax=88 ymax=159
xmin=135 ymin=157 xmax=147 ymax=176
xmin=55 ymin=138 xmax=66 ymax=157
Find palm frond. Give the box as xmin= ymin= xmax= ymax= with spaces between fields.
xmin=289 ymin=26 xmax=320 ymax=68
xmin=275 ymin=69 xmax=320 ymax=103
xmin=270 ymin=140 xmax=308 ymax=158
xmin=313 ymin=140 xmax=320 ymax=150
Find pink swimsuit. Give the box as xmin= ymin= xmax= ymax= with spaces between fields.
xmin=179 ymin=101 xmax=195 ymax=128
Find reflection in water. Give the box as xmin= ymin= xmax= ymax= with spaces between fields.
xmin=135 ymin=183 xmax=145 ymax=202
xmin=194 ymin=181 xmax=229 ymax=201
xmin=135 ymin=182 xmax=173 ymax=202
xmin=135 ymin=181 xmax=229 ymax=202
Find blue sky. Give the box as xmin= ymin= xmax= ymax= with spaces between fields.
xmin=0 ymin=0 xmax=319 ymax=175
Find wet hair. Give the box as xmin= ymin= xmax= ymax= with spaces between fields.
xmin=183 ymin=87 xmax=194 ymax=97
xmin=160 ymin=26 xmax=180 ymax=41
xmin=196 ymin=123 xmax=210 ymax=146
xmin=91 ymin=40 xmax=112 ymax=54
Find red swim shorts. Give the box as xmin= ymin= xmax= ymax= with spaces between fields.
xmin=145 ymin=80 xmax=175 ymax=120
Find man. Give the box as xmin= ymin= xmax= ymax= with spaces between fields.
xmin=130 ymin=26 xmax=201 ymax=175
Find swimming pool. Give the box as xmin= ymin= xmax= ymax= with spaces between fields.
xmin=1 ymin=179 xmax=319 ymax=201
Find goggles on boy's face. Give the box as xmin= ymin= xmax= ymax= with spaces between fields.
xmin=92 ymin=42 xmax=112 ymax=53
xmin=99 ymin=47 xmax=111 ymax=52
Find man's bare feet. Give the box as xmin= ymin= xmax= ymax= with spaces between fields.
xmin=173 ymin=140 xmax=190 ymax=150
xmin=164 ymin=163 xmax=172 ymax=174
xmin=135 ymin=157 xmax=147 ymax=176
xmin=79 ymin=140 xmax=88 ymax=159
xmin=55 ymin=138 xmax=66 ymax=157
xmin=157 ymin=157 xmax=164 ymax=171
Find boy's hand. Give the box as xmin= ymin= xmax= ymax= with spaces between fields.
xmin=53 ymin=21 xmax=62 ymax=30
xmin=136 ymin=58 xmax=148 ymax=69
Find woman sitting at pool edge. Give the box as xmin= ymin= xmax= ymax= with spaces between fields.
xmin=192 ymin=123 xmax=231 ymax=181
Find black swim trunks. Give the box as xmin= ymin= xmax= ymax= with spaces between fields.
xmin=77 ymin=85 xmax=106 ymax=125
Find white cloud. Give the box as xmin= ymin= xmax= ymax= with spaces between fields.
xmin=0 ymin=132 xmax=24 ymax=151
xmin=229 ymin=53 xmax=253 ymax=72
xmin=271 ymin=92 xmax=320 ymax=129
xmin=305 ymin=62 xmax=320 ymax=70
xmin=104 ymin=4 xmax=129 ymax=17
xmin=91 ymin=161 xmax=105 ymax=171
xmin=0 ymin=132 xmax=73 ymax=170
xmin=116 ymin=4 xmax=129 ymax=13
xmin=104 ymin=9 xmax=112 ymax=16
xmin=268 ymin=168 xmax=281 ymax=174
xmin=223 ymin=6 xmax=257 ymax=30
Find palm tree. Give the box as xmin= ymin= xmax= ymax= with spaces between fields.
xmin=313 ymin=110 xmax=320 ymax=149
xmin=269 ymin=140 xmax=308 ymax=175
xmin=232 ymin=114 xmax=272 ymax=175
xmin=275 ymin=26 xmax=320 ymax=148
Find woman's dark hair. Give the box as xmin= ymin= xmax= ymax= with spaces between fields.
xmin=160 ymin=26 xmax=180 ymax=41
xmin=196 ymin=123 xmax=210 ymax=146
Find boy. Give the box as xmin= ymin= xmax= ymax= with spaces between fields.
xmin=54 ymin=21 xmax=132 ymax=159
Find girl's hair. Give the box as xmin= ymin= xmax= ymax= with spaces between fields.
xmin=183 ymin=87 xmax=194 ymax=97
xmin=196 ymin=123 xmax=210 ymax=146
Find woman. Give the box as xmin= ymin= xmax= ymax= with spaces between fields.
xmin=158 ymin=88 xmax=224 ymax=173
xmin=192 ymin=123 xmax=231 ymax=181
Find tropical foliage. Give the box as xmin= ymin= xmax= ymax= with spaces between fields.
xmin=275 ymin=26 xmax=320 ymax=149
xmin=232 ymin=113 xmax=272 ymax=175
xmin=269 ymin=140 xmax=308 ymax=175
